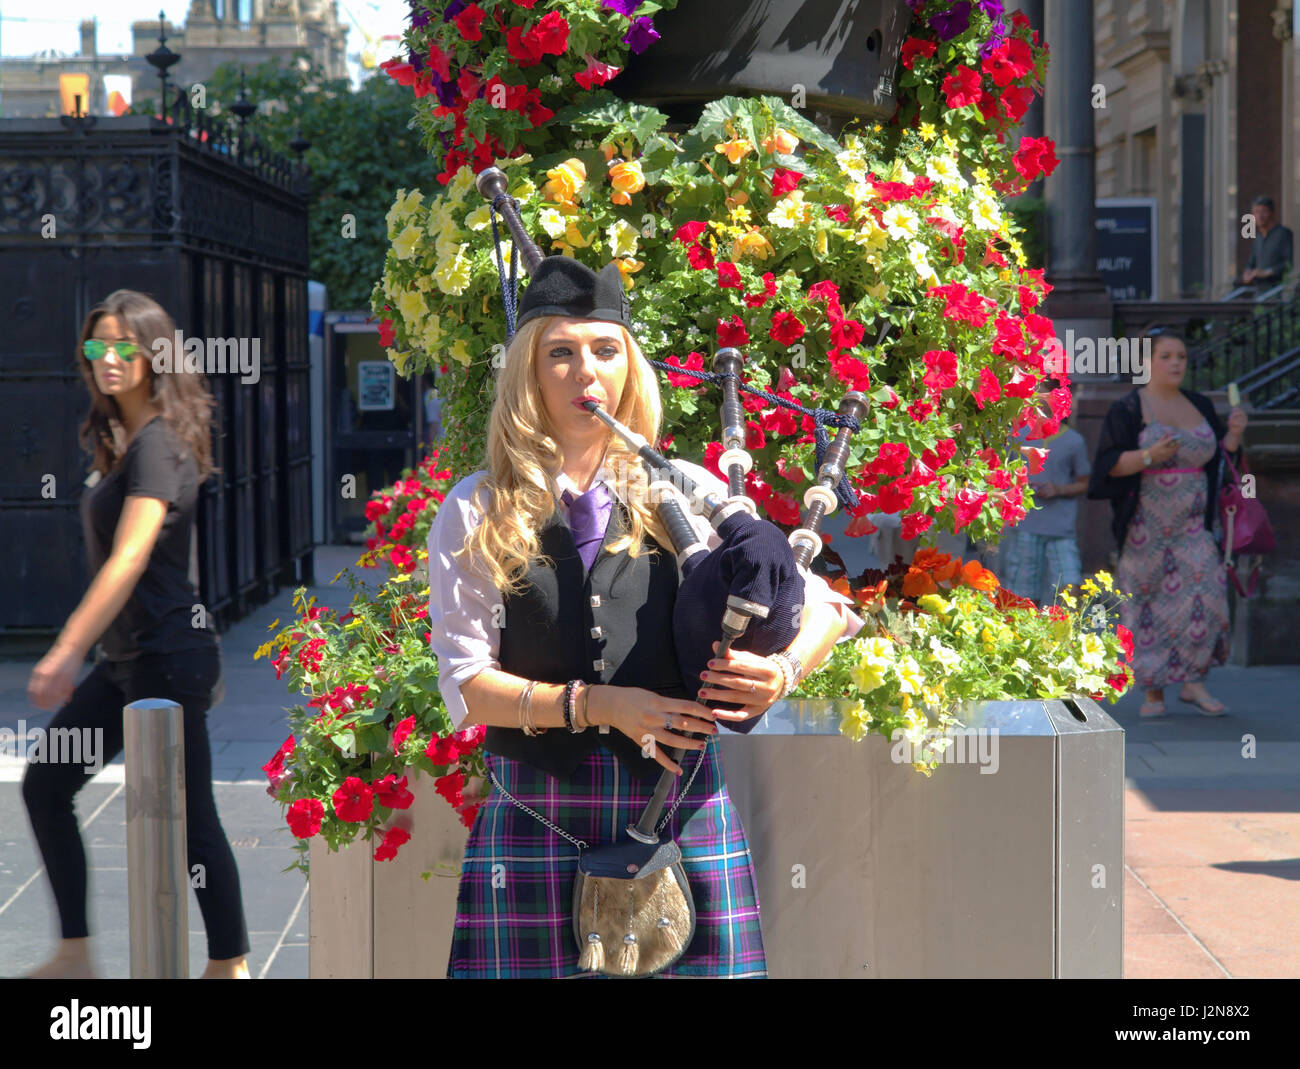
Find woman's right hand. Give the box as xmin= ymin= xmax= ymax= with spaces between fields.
xmin=1148 ymin=434 xmax=1179 ymax=465
xmin=585 ymin=685 xmax=735 ymax=776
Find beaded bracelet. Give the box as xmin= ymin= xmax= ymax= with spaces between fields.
xmin=564 ymin=679 xmax=585 ymax=733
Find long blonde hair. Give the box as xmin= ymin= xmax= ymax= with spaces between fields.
xmin=455 ymin=314 xmax=673 ymax=595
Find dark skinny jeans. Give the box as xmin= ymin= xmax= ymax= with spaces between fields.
xmin=21 ymin=643 xmax=250 ymax=961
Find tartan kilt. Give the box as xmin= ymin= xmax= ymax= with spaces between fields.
xmin=447 ymin=736 xmax=767 ymax=978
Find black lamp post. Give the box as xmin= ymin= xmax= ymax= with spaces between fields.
xmin=144 ymin=10 xmax=180 ymax=125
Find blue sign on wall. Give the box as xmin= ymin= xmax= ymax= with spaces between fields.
xmin=1095 ymin=198 xmax=1158 ymax=300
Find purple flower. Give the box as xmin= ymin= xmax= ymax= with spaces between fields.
xmin=602 ymin=0 xmax=643 ymax=15
xmin=929 ymin=0 xmax=971 ymax=40
xmin=906 ymin=0 xmax=927 ymax=11
xmin=624 ymin=15 xmax=660 ymax=54
xmin=978 ymin=17 xmax=1007 ymax=59
xmin=976 ymin=0 xmax=1003 ymax=19
xmin=442 ymin=0 xmax=467 ymax=21
xmin=408 ymin=0 xmax=432 ymax=32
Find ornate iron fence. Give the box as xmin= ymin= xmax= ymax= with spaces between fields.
xmin=0 ymin=107 xmax=312 ymax=643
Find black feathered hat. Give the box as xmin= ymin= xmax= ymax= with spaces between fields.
xmin=515 ymin=256 xmax=631 ymax=333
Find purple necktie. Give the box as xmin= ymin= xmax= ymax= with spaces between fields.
xmin=562 ymin=484 xmax=613 ymax=573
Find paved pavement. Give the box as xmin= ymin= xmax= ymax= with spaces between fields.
xmin=2 ymin=542 xmax=1297 ymax=978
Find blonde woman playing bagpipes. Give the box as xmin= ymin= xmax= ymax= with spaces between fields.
xmin=427 ymin=255 xmax=863 ymax=978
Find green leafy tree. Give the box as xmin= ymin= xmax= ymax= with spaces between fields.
xmin=134 ymin=54 xmax=432 ymax=309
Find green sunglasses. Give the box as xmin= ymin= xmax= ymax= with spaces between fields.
xmin=83 ymin=339 xmax=141 ymax=361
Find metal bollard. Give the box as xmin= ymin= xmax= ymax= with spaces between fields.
xmin=123 ymin=699 xmax=189 ymax=979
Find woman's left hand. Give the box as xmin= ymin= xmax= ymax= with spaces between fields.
xmin=696 ymin=641 xmax=785 ymax=721
xmin=27 ymin=644 xmax=83 ymax=711
xmin=1227 ymin=406 xmax=1248 ymax=437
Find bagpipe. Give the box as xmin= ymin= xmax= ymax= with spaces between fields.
xmin=476 ymin=166 xmax=868 ymax=834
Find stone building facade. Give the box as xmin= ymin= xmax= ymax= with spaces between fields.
xmin=0 ymin=0 xmax=347 ymax=118
xmin=1092 ymin=0 xmax=1297 ymax=297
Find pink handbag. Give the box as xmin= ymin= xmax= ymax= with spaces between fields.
xmin=1218 ymin=451 xmax=1275 ymax=596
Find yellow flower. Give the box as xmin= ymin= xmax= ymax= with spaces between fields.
xmin=448 ymin=339 xmax=472 ymax=368
xmin=463 ymin=203 xmax=493 ymax=232
xmin=542 ymin=158 xmax=586 ymax=204
xmin=941 ymin=132 xmax=958 ymax=152
xmin=761 ymin=127 xmax=800 ymax=154
xmin=614 ymin=257 xmax=644 ymax=285
xmin=396 ymin=286 xmax=425 ymax=326
xmin=896 ymin=655 xmax=924 ymax=695
xmin=815 ymin=227 xmax=829 ymax=257
xmin=908 ymin=242 xmax=938 ymax=287
xmin=387 ymin=348 xmax=412 ymax=375
xmin=393 ymin=223 xmax=423 ymax=261
xmin=732 ymin=227 xmax=775 ymax=260
xmin=714 ymin=138 xmax=753 ymax=164
xmin=606 ymin=218 xmax=640 ymax=258
xmin=918 ymin=121 xmax=937 ymax=141
xmin=1095 ymin=571 xmax=1114 ymax=592
xmin=509 ymin=176 xmax=536 ymax=201
xmin=420 ymin=312 xmax=444 ymax=352
xmin=918 ymin=593 xmax=951 ymax=616
xmin=434 ymin=247 xmax=472 ymax=296
xmin=850 ymin=657 xmax=887 ymax=694
xmin=448 ymin=166 xmax=476 ymax=201
xmin=608 ymin=159 xmax=646 ymax=205
xmin=1080 ymin=578 xmax=1100 ymax=597
xmin=385 ymin=188 xmax=424 ymax=239
xmin=564 ymin=217 xmax=596 ymax=248
xmin=1058 ymin=588 xmax=1078 ymax=610
xmin=862 ymin=636 xmax=895 ymax=667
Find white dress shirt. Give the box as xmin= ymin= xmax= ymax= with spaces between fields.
xmin=426 ymin=456 xmax=865 ymax=729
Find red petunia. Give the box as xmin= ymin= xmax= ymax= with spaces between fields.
xmin=507 ymin=25 xmax=545 ymax=65
xmin=907 ymin=398 xmax=935 ymax=424
xmin=922 ymin=349 xmax=959 ymax=399
xmin=532 ymin=10 xmax=570 ymax=55
xmin=743 ymin=271 xmax=777 ymax=308
xmin=953 ymin=487 xmax=989 ymax=531
xmin=675 ymin=220 xmax=708 ymax=245
xmin=771 ymin=168 xmax=803 ymax=196
xmin=717 ymin=315 xmax=749 ymax=348
xmin=663 ymin=351 xmax=706 ymax=388
xmin=868 ymin=441 xmax=910 ymax=478
xmin=829 ymin=318 xmax=866 ymax=350
xmin=928 ymin=282 xmax=994 ymax=328
xmin=1021 ymin=446 xmax=1048 ymax=475
xmin=900 ymin=37 xmax=938 ymax=70
xmin=687 ymin=243 xmax=716 ymax=271
xmin=942 ymin=65 xmax=983 ymax=109
xmin=972 ymin=366 xmax=1002 ymax=410
xmin=374 ymin=827 xmax=411 ymax=862
xmin=435 ymin=769 xmax=467 ymax=808
xmin=981 ymin=37 xmax=1035 ymax=87
xmin=901 ymin=512 xmax=934 ymax=540
xmin=1005 ymin=368 xmax=1039 ymax=399
xmin=391 ymin=715 xmax=416 ymax=753
xmin=262 ymin=735 xmax=295 ymax=782
xmin=877 ymin=479 xmax=914 ymax=514
xmin=717 ymin=261 xmax=743 ymax=288
xmin=374 ymin=773 xmax=415 ymax=811
xmin=332 ymin=776 xmax=374 ymax=823
xmin=286 ymin=798 xmax=324 ymax=839
xmin=1116 ymin=624 xmax=1134 ymax=662
xmin=574 ymin=54 xmax=620 ymax=89
xmin=1012 ymin=136 xmax=1060 ymax=183
xmin=762 ymin=490 xmax=801 ymax=526
xmin=830 ymin=352 xmax=871 ymax=392
xmin=769 ymin=310 xmax=805 ymax=346
xmin=452 ymin=3 xmax=486 ymax=42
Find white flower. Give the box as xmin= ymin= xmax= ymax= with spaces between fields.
xmin=538 ymin=207 xmax=567 ymax=239
xmin=928 ymin=635 xmax=962 ymax=672
xmin=881 ymin=204 xmax=919 ymax=241
xmin=926 ymin=154 xmax=967 ymax=191
xmin=908 ymin=241 xmax=938 ymax=287
xmin=835 ymin=148 xmax=868 ymax=183
xmin=971 ymin=191 xmax=1002 ymax=231
xmin=929 ymin=201 xmax=962 ymax=228
xmin=767 ymin=191 xmax=808 ymax=229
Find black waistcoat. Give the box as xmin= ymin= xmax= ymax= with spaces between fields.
xmin=484 ymin=497 xmax=688 ymax=784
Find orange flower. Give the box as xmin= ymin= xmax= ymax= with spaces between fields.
xmin=960 ymin=559 xmax=999 ymax=591
xmin=909 ymin=546 xmax=962 ymax=584
xmin=901 ymin=569 xmax=939 ymax=598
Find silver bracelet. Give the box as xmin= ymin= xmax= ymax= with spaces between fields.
xmin=520 ymin=680 xmax=540 ymax=736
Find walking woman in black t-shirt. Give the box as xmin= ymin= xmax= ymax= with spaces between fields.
xmin=23 ymin=290 xmax=250 ymax=978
